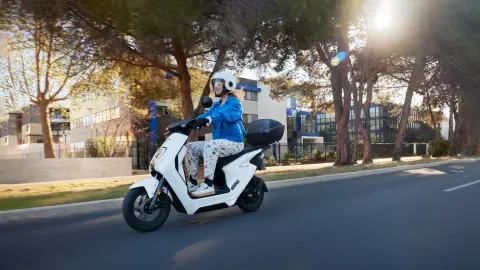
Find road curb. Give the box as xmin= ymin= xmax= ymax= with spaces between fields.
xmin=0 ymin=159 xmax=475 ymax=223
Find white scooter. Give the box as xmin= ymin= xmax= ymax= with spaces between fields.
xmin=122 ymin=96 xmax=285 ymax=232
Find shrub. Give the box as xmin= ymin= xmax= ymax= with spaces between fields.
xmin=283 ymin=151 xmax=294 ymax=160
xmin=312 ymin=149 xmax=323 ymax=161
xmin=264 ymin=156 xmax=278 ymax=166
xmin=428 ymin=140 xmax=450 ymax=157
xmin=325 ymin=152 xmax=336 ymax=162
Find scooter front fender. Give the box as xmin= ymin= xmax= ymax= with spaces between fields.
xmin=129 ymin=177 xmax=159 ymax=198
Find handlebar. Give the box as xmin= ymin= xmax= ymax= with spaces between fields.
xmin=164 ymin=118 xmax=209 ymax=136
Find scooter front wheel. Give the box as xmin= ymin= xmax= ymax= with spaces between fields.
xmin=122 ymin=188 xmax=171 ymax=233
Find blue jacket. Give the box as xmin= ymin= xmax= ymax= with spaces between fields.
xmin=197 ymin=96 xmax=246 ymax=143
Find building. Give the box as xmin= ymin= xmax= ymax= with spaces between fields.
xmin=20 ymin=104 xmax=71 ymax=144
xmin=0 ymin=97 xmax=7 ymax=121
xmin=0 ymin=112 xmax=21 ymax=146
xmin=145 ymin=77 xmax=289 ymax=144
xmin=0 ymin=104 xmax=71 ymax=146
xmin=0 ymin=104 xmax=71 ymax=159
xmin=286 ymin=98 xmax=324 ymax=146
xmin=285 ymin=98 xmax=435 ymax=145
xmin=69 ymin=90 xmax=127 ymax=149
xmin=71 ymin=77 xmax=289 ymax=145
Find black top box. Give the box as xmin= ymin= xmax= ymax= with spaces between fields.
xmin=246 ymin=119 xmax=285 ymax=147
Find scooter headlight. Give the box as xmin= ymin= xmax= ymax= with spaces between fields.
xmin=150 ymin=147 xmax=166 ymax=171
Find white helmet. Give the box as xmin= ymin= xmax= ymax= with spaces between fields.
xmin=211 ymin=70 xmax=237 ymax=96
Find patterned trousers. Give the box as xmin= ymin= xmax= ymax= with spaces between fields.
xmin=186 ymin=139 xmax=244 ymax=180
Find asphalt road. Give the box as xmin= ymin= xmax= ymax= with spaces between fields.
xmin=1 ymin=162 xmax=480 ymax=270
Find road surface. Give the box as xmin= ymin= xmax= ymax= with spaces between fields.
xmin=1 ymin=162 xmax=480 ymax=270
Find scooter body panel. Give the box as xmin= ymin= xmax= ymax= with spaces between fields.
xmin=129 ymin=177 xmax=159 ymax=198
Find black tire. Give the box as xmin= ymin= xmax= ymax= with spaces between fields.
xmin=122 ymin=188 xmax=171 ymax=233
xmin=238 ymin=177 xmax=265 ymax=213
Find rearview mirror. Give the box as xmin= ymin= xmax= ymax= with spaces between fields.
xmin=201 ymin=96 xmax=213 ymax=108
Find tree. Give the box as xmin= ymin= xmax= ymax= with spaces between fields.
xmin=1 ymin=0 xmax=275 ymax=125
xmin=1 ymin=14 xmax=96 ymax=158
xmin=69 ymin=0 xmax=273 ymax=119
xmin=0 ymin=53 xmax=22 ymax=111
xmin=253 ymin=0 xmax=364 ymax=165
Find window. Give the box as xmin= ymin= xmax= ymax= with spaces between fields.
xmin=26 ymin=124 xmax=29 ymax=133
xmin=243 ymin=114 xmax=258 ymax=123
xmin=91 ymin=113 xmax=96 ymax=125
xmin=96 ymin=112 xmax=103 ymax=123
xmin=111 ymin=107 xmax=120 ymax=119
xmin=105 ymin=110 xmax=111 ymax=121
xmin=4 ymin=137 xmax=8 ymax=145
xmin=244 ymin=91 xmax=258 ymax=101
xmin=82 ymin=116 xmax=89 ymax=127
xmin=103 ymin=110 xmax=108 ymax=121
xmin=370 ymin=119 xmax=378 ymax=130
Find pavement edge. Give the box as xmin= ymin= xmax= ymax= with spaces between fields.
xmin=0 ymin=159 xmax=476 ymax=223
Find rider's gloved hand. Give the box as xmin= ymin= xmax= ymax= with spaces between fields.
xmin=190 ymin=118 xmax=210 ymax=129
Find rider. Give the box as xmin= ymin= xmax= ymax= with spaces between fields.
xmin=186 ymin=70 xmax=246 ymax=197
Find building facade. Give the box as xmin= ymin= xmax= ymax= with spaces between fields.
xmin=69 ymin=91 xmax=130 ymax=152
xmin=286 ymin=98 xmax=435 ymax=145
xmin=0 ymin=104 xmax=71 ymax=158
xmin=20 ymin=105 xmax=71 ymax=144
xmin=318 ymin=104 xmax=435 ymax=144
xmin=0 ymin=112 xmax=21 ymax=146
xmin=0 ymin=97 xmax=7 ymax=121
xmin=84 ymin=77 xmax=290 ymax=145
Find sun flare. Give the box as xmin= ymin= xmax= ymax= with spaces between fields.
xmin=375 ymin=14 xmax=391 ymax=30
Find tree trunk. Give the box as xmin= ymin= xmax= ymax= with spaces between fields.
xmin=331 ymin=67 xmax=353 ymax=166
xmin=353 ymin=84 xmax=360 ymax=161
xmin=425 ymin=90 xmax=438 ymax=140
xmin=39 ymin=102 xmax=55 ymax=158
xmin=448 ymin=90 xmax=455 ymax=141
xmin=456 ymin=80 xmax=479 ymax=155
xmin=350 ymin=57 xmax=360 ymax=162
xmin=392 ymin=54 xmax=426 ymax=161
xmin=361 ymin=78 xmax=374 ymax=164
xmin=172 ymin=39 xmax=194 ymax=120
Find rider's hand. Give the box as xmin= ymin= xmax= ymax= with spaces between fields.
xmin=190 ymin=118 xmax=210 ymax=129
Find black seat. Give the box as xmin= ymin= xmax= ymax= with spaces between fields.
xmin=217 ymin=147 xmax=259 ymax=168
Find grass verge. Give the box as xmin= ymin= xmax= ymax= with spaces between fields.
xmin=0 ymin=158 xmax=450 ymax=211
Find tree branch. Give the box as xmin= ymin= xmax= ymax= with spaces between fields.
xmin=19 ymin=53 xmax=34 ymax=99
xmin=186 ymin=48 xmax=218 ymax=58
xmin=315 ymin=42 xmax=333 ymax=70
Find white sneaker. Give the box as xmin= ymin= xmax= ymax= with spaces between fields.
xmin=191 ymin=183 xmax=215 ymax=197
xmin=188 ymin=183 xmax=199 ymax=193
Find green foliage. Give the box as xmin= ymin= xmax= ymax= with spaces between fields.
xmin=264 ymin=156 xmax=278 ymax=166
xmin=283 ymin=151 xmax=294 ymax=160
xmin=312 ymin=149 xmax=323 ymax=161
xmin=325 ymin=152 xmax=336 ymax=162
xmin=86 ymin=137 xmax=119 ymax=157
xmin=428 ymin=140 xmax=450 ymax=157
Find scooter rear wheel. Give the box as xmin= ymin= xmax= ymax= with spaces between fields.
xmin=238 ymin=177 xmax=265 ymax=213
xmin=122 ymin=188 xmax=171 ymax=233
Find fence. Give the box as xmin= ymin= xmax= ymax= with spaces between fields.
xmin=132 ymin=141 xmax=429 ymax=170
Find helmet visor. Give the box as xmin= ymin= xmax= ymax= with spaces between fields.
xmin=211 ymin=78 xmax=225 ymax=93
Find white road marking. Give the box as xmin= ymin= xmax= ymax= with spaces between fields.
xmin=444 ymin=180 xmax=480 ymax=192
